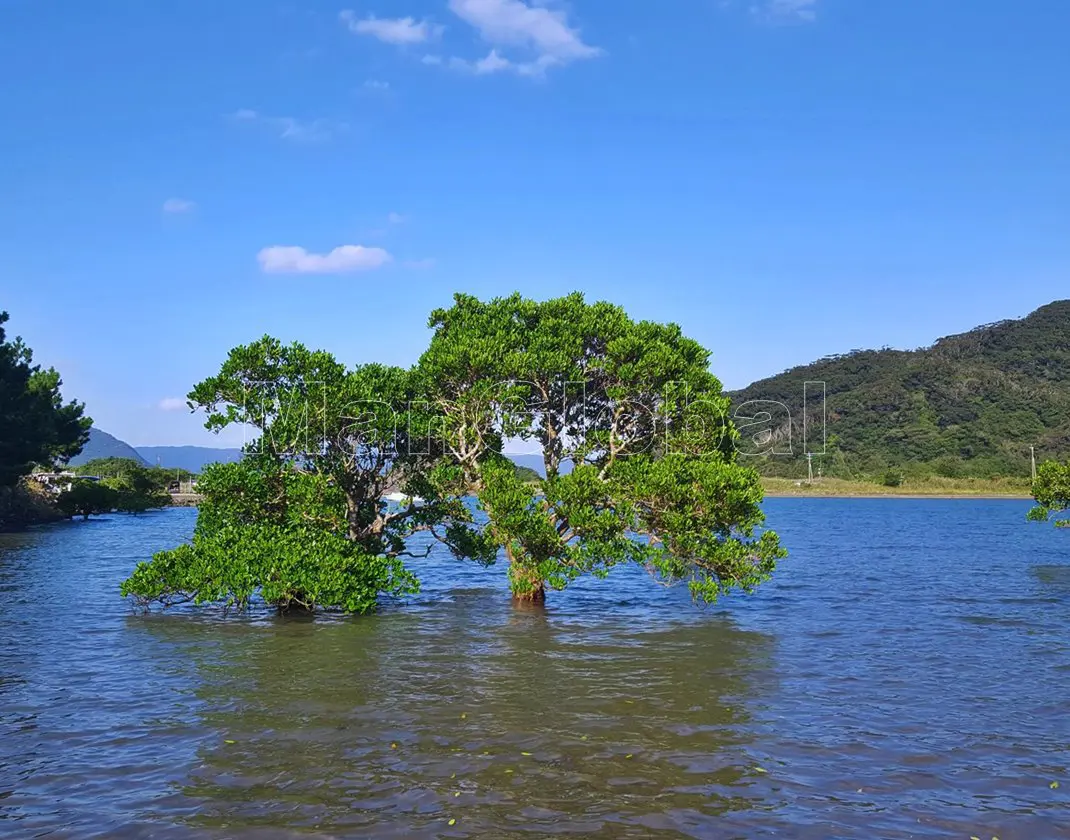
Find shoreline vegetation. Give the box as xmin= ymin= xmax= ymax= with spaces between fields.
xmin=762 ymin=476 xmax=1031 ymax=499
xmin=0 ymin=481 xmax=66 ymax=532
xmin=0 ymin=468 xmax=1038 ymax=533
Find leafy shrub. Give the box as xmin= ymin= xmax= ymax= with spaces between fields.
xmin=881 ymin=469 xmax=905 ymax=488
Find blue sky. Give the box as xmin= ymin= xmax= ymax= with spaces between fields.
xmin=1 ymin=0 xmax=1067 ymax=447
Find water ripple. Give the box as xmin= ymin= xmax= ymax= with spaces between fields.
xmin=1 ymin=500 xmax=1068 ymax=837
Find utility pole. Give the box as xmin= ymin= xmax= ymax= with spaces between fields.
xmin=1031 ymin=445 xmax=1037 ymax=482
xmin=806 ymin=452 xmax=814 ymax=485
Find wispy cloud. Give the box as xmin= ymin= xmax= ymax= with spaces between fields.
xmin=363 ymin=79 xmax=391 ymax=91
xmin=447 ymin=48 xmax=554 ymax=76
xmin=754 ymin=0 xmax=818 ymax=23
xmin=387 ymin=211 xmax=406 ymax=224
xmin=162 ymin=198 xmax=195 ymax=214
xmin=340 ymin=9 xmax=442 ymax=44
xmin=258 ymin=245 xmax=393 ymax=274
xmin=444 ymin=0 xmax=602 ymax=76
xmin=229 ymin=109 xmax=346 ymax=142
xmin=403 ymin=257 xmax=436 ymax=269
xmin=158 ymin=397 xmax=188 ymax=412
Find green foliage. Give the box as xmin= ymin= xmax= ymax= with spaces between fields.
xmin=731 ymin=300 xmax=1070 ymax=479
xmin=77 ymin=457 xmax=187 ymax=481
xmin=514 ymin=464 xmax=542 ymax=483
xmin=0 ymin=310 xmax=91 ymax=486
xmin=77 ymin=457 xmax=190 ymax=492
xmin=56 ymin=479 xmax=118 ymax=520
xmin=419 ymin=292 xmax=785 ymax=604
xmin=71 ymin=458 xmax=173 ymax=514
xmin=121 ymin=462 xmax=419 ymax=612
xmin=102 ymin=471 xmax=171 ymax=514
xmin=1029 ymin=459 xmax=1070 ymax=525
xmin=881 ymin=469 xmax=904 ymax=488
xmin=1027 ymin=505 xmax=1051 ymax=522
xmin=122 ymin=338 xmax=480 ymax=613
xmin=126 ymin=294 xmax=787 ymax=613
xmin=74 ymin=457 xmax=146 ymax=477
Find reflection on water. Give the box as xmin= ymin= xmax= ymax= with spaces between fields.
xmin=1 ymin=501 xmax=1068 ymax=838
xmin=155 ymin=608 xmax=771 ymax=838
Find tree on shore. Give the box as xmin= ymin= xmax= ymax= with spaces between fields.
xmin=0 ymin=310 xmax=90 ymax=487
xmin=56 ymin=479 xmax=118 ymax=520
xmin=103 ymin=469 xmax=171 ymax=514
xmin=1028 ymin=460 xmax=1070 ymax=526
xmin=76 ymin=457 xmax=194 ymax=489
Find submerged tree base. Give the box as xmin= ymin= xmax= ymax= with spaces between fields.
xmin=512 ymin=585 xmax=546 ymax=605
xmin=276 ymin=598 xmax=316 ymax=616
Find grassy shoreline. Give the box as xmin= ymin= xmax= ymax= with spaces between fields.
xmin=761 ymin=476 xmax=1032 ymax=499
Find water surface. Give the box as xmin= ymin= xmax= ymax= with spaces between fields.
xmin=1 ymin=500 xmax=1067 ymax=838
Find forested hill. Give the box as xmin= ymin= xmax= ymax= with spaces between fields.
xmin=729 ymin=300 xmax=1070 ymax=478
xmin=67 ymin=428 xmax=148 ymax=467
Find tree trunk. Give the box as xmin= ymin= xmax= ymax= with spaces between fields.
xmin=277 ymin=595 xmax=314 ymax=615
xmin=507 ymin=549 xmax=546 ymax=603
xmin=512 ymin=581 xmax=546 ymax=604
xmin=345 ymin=491 xmax=362 ymax=542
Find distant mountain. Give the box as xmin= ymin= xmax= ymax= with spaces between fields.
xmin=137 ymin=446 xmax=243 ymax=474
xmin=68 ymin=428 xmax=149 ymax=467
xmin=729 ymin=300 xmax=1070 ymax=477
xmin=505 ymin=453 xmax=574 ymax=477
xmin=66 ymin=428 xmax=241 ymax=473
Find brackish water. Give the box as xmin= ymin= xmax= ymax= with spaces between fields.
xmin=1 ymin=500 xmax=1068 ymax=839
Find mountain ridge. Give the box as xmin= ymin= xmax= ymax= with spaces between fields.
xmin=729 ymin=299 xmax=1070 ymax=477
xmin=67 ymin=428 xmax=149 ymax=467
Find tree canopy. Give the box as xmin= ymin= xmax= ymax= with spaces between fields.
xmin=102 ymin=470 xmax=172 ymax=515
xmin=418 ymin=292 xmax=784 ymax=602
xmin=121 ymin=337 xmax=488 ymax=612
xmin=75 ymin=457 xmax=193 ymax=489
xmin=1028 ymin=460 xmax=1070 ymax=526
xmin=0 ymin=310 xmax=90 ymax=486
xmin=56 ymin=479 xmax=118 ymax=521
xmin=122 ymin=293 xmax=784 ymax=613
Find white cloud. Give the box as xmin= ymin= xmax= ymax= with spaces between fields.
xmin=450 ymin=48 xmax=555 ymax=76
xmin=363 ymin=79 xmax=391 ymax=91
xmin=340 ymin=9 xmax=442 ymax=44
xmin=230 ymin=109 xmax=345 ymax=142
xmin=162 ymin=198 xmax=195 ymax=214
xmin=445 ymin=0 xmax=601 ymax=74
xmin=158 ymin=397 xmax=188 ymax=412
xmin=258 ymin=245 xmax=392 ymax=275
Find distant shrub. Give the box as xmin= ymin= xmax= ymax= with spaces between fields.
xmin=881 ymin=470 xmax=904 ymax=488
xmin=56 ymin=479 xmax=117 ymax=520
